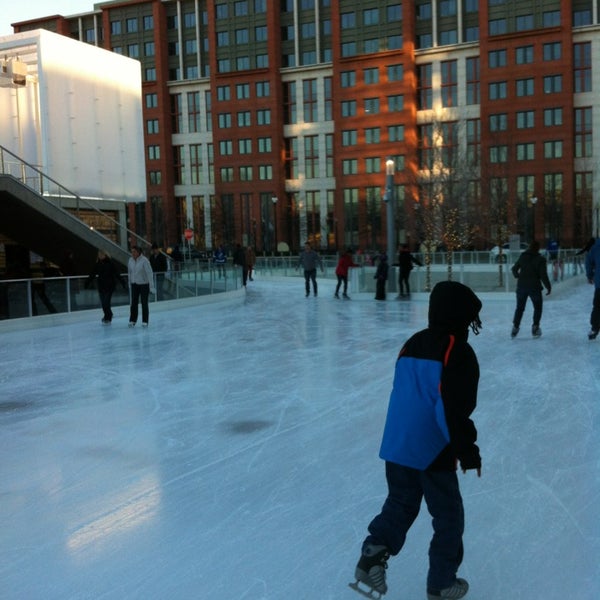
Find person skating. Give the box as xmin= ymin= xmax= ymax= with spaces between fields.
xmin=510 ymin=240 xmax=551 ymax=338
xmin=351 ymin=281 xmax=483 ymax=600
xmin=374 ymin=253 xmax=389 ymax=301
xmin=128 ymin=246 xmax=155 ymax=327
xmin=86 ymin=249 xmax=126 ymax=324
xmin=296 ymin=242 xmax=323 ymax=297
xmin=397 ymin=243 xmax=422 ymax=298
xmin=334 ymin=248 xmax=358 ymax=299
xmin=585 ymin=237 xmax=600 ymax=340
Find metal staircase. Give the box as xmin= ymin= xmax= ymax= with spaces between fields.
xmin=0 ymin=145 xmax=149 ymax=274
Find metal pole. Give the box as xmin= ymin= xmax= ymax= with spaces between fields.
xmin=384 ymin=158 xmax=396 ymax=262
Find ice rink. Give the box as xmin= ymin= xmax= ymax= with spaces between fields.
xmin=0 ymin=275 xmax=598 ymax=600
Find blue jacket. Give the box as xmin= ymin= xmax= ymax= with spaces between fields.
xmin=379 ymin=281 xmax=482 ymax=472
xmin=585 ymin=238 xmax=600 ymax=288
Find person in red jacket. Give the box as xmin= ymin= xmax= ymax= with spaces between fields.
xmin=334 ymin=248 xmax=359 ymax=299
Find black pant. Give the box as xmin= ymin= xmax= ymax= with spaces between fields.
xmin=364 ymin=462 xmax=464 ymax=591
xmin=304 ymin=269 xmax=317 ymax=295
xmin=375 ymin=278 xmax=386 ymax=300
xmin=99 ymin=288 xmax=114 ymax=321
xmin=513 ymin=286 xmax=543 ymax=328
xmin=399 ymin=269 xmax=411 ymax=295
xmin=129 ymin=283 xmax=150 ymax=324
xmin=591 ymin=287 xmax=600 ymax=332
xmin=335 ymin=274 xmax=348 ymax=295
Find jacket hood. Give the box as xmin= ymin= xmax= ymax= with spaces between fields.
xmin=428 ymin=281 xmax=482 ymax=338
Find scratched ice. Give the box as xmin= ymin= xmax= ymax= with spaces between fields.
xmin=0 ymin=277 xmax=598 ymax=600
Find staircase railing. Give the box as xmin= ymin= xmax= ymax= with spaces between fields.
xmin=0 ymin=144 xmax=150 ymax=251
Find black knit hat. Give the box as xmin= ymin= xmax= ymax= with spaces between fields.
xmin=428 ymin=281 xmax=482 ymax=337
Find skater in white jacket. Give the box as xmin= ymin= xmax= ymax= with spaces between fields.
xmin=128 ymin=246 xmax=156 ymax=327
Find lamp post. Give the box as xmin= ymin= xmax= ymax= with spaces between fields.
xmin=530 ymin=196 xmax=538 ymax=242
xmin=384 ymin=158 xmax=396 ymax=263
xmin=271 ymin=196 xmax=278 ymax=255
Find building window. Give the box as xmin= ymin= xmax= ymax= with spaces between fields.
xmin=190 ymin=144 xmax=202 ymax=185
xmin=516 ymin=14 xmax=534 ymax=31
xmin=516 ymin=143 xmax=535 ymax=160
xmin=574 ymin=42 xmax=592 ymax=93
xmin=284 ymin=81 xmax=297 ymax=124
xmin=364 ymin=98 xmax=380 ymax=114
xmin=387 ymin=95 xmax=404 ymax=112
xmin=147 ymin=119 xmax=159 ymax=134
xmin=184 ymin=12 xmax=196 ymax=28
xmin=216 ymin=4 xmax=228 ymax=18
xmin=387 ymin=64 xmax=403 ymax=82
xmin=127 ymin=44 xmax=139 ymax=58
xmin=236 ymin=83 xmax=250 ymax=99
xmin=303 ymin=79 xmax=318 ymax=122
xmin=126 ymin=18 xmax=138 ymax=33
xmin=489 ymin=113 xmax=507 ymax=132
xmin=388 ymin=124 xmax=404 ymax=142
xmin=342 ymin=159 xmax=358 ymax=175
xmin=365 ymin=127 xmax=380 ymax=144
xmin=256 ymin=81 xmax=270 ymax=97
xmin=145 ymin=93 xmax=158 ymax=108
xmin=544 ymin=75 xmax=562 ymax=94
xmin=489 ymin=19 xmax=507 ymax=35
xmin=145 ymin=67 xmax=156 ymax=81
xmin=466 ymin=56 xmax=480 ymax=105
xmin=234 ymin=1 xmax=249 ymax=16
xmin=258 ymin=165 xmax=273 ymax=180
xmin=111 ymin=21 xmax=121 ymax=35
xmin=324 ymin=77 xmax=332 ymax=121
xmin=237 ymin=111 xmax=251 ymax=127
xmin=341 ymin=42 xmax=357 ymax=57
xmin=543 ymin=10 xmax=560 ymax=27
xmin=488 ymin=49 xmax=506 ymax=68
xmin=187 ymin=92 xmax=202 ymax=133
xmin=255 ymin=25 xmax=267 ymax=41
xmin=258 ymin=137 xmax=272 ymax=153
xmin=465 ymin=26 xmax=479 ymax=42
xmin=466 ymin=118 xmax=480 ymax=166
xmin=489 ymin=81 xmax=507 ymax=100
xmin=143 ymin=15 xmax=154 ymax=30
xmin=257 ymin=109 xmax=271 ymax=125
xmin=220 ymin=167 xmax=234 ymax=182
xmin=239 ymin=166 xmax=252 ymax=181
xmin=341 ymin=71 xmax=356 ymax=87
xmin=219 ymin=140 xmax=233 ymax=156
xmin=573 ymin=10 xmax=592 ymax=26
xmin=574 ymin=107 xmax=592 ymax=158
xmin=341 ymin=11 xmax=356 ymax=28
xmin=365 ymin=157 xmax=381 ymax=174
xmin=363 ymin=8 xmax=379 ymax=25
xmin=217 ymin=85 xmax=231 ymax=101
xmin=239 ymin=139 xmax=252 ymax=154
xmin=544 ymin=140 xmax=563 ymax=159
xmin=218 ymin=113 xmax=232 ymax=128
xmin=305 ymin=136 xmax=319 ymax=178
xmin=516 ymin=78 xmax=534 ymax=97
xmin=441 ymin=60 xmax=457 ymax=107
xmin=439 ymin=30 xmax=458 ymax=45
xmin=543 ymin=42 xmax=561 ymax=61
xmin=342 ymin=130 xmax=357 ymax=146
xmin=149 ymin=171 xmax=162 ymax=185
xmin=516 ymin=110 xmax=534 ymax=129
xmin=515 ymin=45 xmax=533 ymax=64
xmin=144 ymin=41 xmax=155 ymax=56
xmin=173 ymin=145 xmax=185 ymax=184
xmin=364 ymin=68 xmax=379 ymax=84
xmin=417 ymin=63 xmax=432 ymax=109
xmin=236 ymin=28 xmax=249 ymax=44
xmin=217 ymin=31 xmax=229 ymax=46
xmin=341 ymin=100 xmax=357 ymax=117
xmin=544 ymin=107 xmax=563 ymax=126
xmin=489 ymin=146 xmax=508 ymax=163
xmin=148 ymin=145 xmax=160 ymax=160
xmin=171 ymin=94 xmax=183 ymax=133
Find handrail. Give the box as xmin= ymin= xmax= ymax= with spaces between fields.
xmin=0 ymin=144 xmax=151 ymax=250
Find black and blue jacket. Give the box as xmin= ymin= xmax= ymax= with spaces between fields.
xmin=379 ymin=281 xmax=482 ymax=472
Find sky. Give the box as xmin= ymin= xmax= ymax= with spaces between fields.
xmin=0 ymin=1 xmax=92 ymax=37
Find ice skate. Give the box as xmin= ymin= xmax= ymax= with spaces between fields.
xmin=588 ymin=329 xmax=598 ymax=340
xmin=349 ymin=544 xmax=389 ymax=598
xmin=510 ymin=325 xmax=519 ymax=338
xmin=427 ymin=577 xmax=469 ymax=600
xmin=343 ymin=293 xmax=351 ymax=300
xmin=532 ymin=324 xmax=542 ymax=338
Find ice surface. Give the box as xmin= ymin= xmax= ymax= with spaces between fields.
xmin=0 ymin=277 xmax=598 ymax=599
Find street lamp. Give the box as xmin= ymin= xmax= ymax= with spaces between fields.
xmin=530 ymin=196 xmax=538 ymax=242
xmin=384 ymin=158 xmax=396 ymax=263
xmin=271 ymin=196 xmax=278 ymax=255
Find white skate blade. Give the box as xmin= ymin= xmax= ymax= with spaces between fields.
xmin=348 ymin=581 xmax=384 ymax=599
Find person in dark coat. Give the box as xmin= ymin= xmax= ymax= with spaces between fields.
xmin=86 ymin=249 xmax=126 ymax=324
xmin=397 ymin=243 xmax=422 ymax=298
xmin=233 ymin=243 xmax=249 ymax=287
xmin=374 ymin=253 xmax=389 ymax=301
xmin=149 ymin=243 xmax=168 ymax=301
xmin=585 ymin=237 xmax=600 ymax=339
xmin=510 ymin=240 xmax=551 ymax=338
xmin=352 ymin=281 xmax=483 ymax=600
